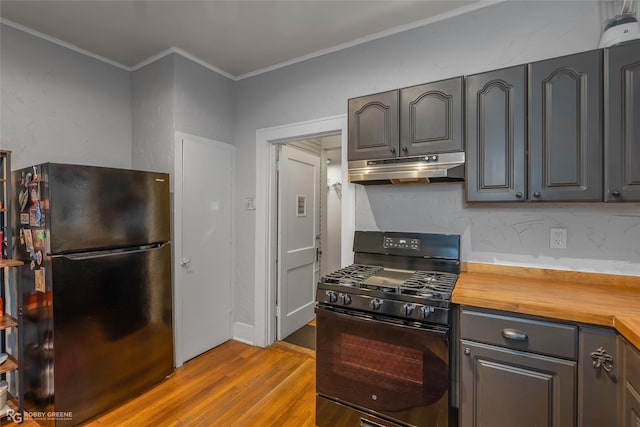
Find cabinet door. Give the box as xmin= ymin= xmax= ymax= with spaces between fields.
xmin=624 ymin=341 xmax=640 ymax=427
xmin=460 ymin=340 xmax=576 ymax=427
xmin=578 ymin=327 xmax=619 ymax=427
xmin=529 ymin=50 xmax=602 ymax=201
xmin=605 ymin=41 xmax=640 ymax=202
xmin=400 ymin=77 xmax=463 ymax=156
xmin=348 ymin=90 xmax=399 ymax=161
xmin=465 ymin=66 xmax=526 ymax=202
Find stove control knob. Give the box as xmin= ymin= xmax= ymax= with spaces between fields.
xmin=420 ymin=306 xmax=435 ymax=319
xmin=370 ymin=298 xmax=383 ymax=311
xmin=403 ymin=304 xmax=415 ymax=316
xmin=327 ymin=291 xmax=338 ymax=303
xmin=340 ymin=294 xmax=352 ymax=305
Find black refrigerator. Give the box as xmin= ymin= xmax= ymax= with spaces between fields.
xmin=13 ymin=163 xmax=174 ymax=426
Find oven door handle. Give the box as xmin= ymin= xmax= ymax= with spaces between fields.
xmin=316 ymin=305 xmax=448 ymax=335
xmin=360 ymin=418 xmax=384 ymax=427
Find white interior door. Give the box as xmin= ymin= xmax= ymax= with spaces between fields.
xmin=277 ymin=145 xmax=320 ymax=339
xmin=180 ymin=136 xmax=233 ymax=361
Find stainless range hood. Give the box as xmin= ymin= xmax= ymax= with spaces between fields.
xmin=348 ymin=152 xmax=465 ymax=185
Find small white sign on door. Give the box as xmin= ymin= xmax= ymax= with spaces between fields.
xmin=296 ymin=194 xmax=307 ymax=217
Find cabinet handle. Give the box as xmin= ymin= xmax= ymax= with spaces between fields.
xmin=360 ymin=418 xmax=384 ymax=427
xmin=612 ymin=190 xmax=621 ymax=198
xmin=390 ymin=147 xmax=397 ymax=155
xmin=590 ymin=347 xmax=614 ymax=373
xmin=533 ymin=191 xmax=541 ymax=199
xmin=401 ymin=146 xmax=408 ymax=153
xmin=515 ymin=192 xmax=523 ymax=199
xmin=502 ymin=328 xmax=528 ymax=341
xmin=464 ymin=348 xmax=471 ymax=356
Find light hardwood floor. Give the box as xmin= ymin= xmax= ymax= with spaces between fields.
xmin=10 ymin=340 xmax=316 ymax=427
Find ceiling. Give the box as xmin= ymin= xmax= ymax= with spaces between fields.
xmin=0 ymin=0 xmax=483 ymax=79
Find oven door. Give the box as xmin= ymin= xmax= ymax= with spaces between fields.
xmin=316 ymin=305 xmax=450 ymax=427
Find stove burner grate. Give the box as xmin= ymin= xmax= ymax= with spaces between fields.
xmin=323 ymin=264 xmax=382 ymax=285
xmin=400 ymin=271 xmax=457 ymax=299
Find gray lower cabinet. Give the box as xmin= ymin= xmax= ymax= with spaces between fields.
xmin=578 ymin=326 xmax=620 ymax=427
xmin=528 ymin=49 xmax=603 ymax=202
xmin=623 ymin=339 xmax=640 ymax=427
xmin=348 ymin=90 xmax=399 ymax=161
xmin=465 ymin=65 xmax=526 ymax=202
xmin=459 ymin=308 xmax=577 ymax=427
xmin=605 ymin=40 xmax=640 ymax=202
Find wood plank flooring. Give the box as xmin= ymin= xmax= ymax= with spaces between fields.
xmin=8 ymin=340 xmax=316 ymax=427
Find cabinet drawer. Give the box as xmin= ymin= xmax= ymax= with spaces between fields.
xmin=626 ymin=341 xmax=640 ymax=388
xmin=460 ymin=308 xmax=577 ymax=360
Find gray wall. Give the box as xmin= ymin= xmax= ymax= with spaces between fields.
xmin=132 ymin=54 xmax=176 ymax=175
xmin=233 ymin=0 xmax=639 ymax=325
xmin=0 ymin=24 xmax=132 ymax=170
xmin=132 ymin=54 xmax=235 ymax=186
xmin=174 ymin=55 xmax=235 ymax=145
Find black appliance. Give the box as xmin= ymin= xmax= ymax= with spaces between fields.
xmin=315 ymin=231 xmax=460 ymax=427
xmin=14 ymin=163 xmax=173 ymax=426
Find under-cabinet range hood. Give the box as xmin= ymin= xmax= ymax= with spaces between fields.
xmin=348 ymin=152 xmax=465 ymax=185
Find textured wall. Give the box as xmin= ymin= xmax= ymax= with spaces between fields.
xmin=233 ymin=1 xmax=631 ymax=325
xmin=0 ymin=24 xmax=132 ymax=170
xmin=132 ymin=54 xmax=176 ymax=176
xmin=132 ymin=54 xmax=235 ymax=187
xmin=174 ymin=55 xmax=235 ymax=145
xmin=356 ymin=184 xmax=640 ymax=276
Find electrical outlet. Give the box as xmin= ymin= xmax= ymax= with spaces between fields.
xmin=550 ymin=228 xmax=567 ymax=249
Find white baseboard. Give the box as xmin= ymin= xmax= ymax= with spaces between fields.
xmin=233 ymin=322 xmax=255 ymax=346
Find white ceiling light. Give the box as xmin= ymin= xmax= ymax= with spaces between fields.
xmin=599 ymin=0 xmax=640 ymax=48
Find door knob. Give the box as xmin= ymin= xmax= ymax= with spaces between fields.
xmin=181 ymin=258 xmax=192 ymax=267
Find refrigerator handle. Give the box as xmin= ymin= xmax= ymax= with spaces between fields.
xmin=57 ymin=243 xmax=168 ymax=260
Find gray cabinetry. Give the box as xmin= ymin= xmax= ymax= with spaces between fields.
xmin=348 ymin=90 xmax=399 ymax=161
xmin=465 ymin=65 xmax=527 ymax=202
xmin=400 ymin=77 xmax=463 ymax=156
xmin=578 ymin=326 xmax=620 ymax=427
xmin=528 ymin=50 xmax=603 ymax=201
xmin=348 ymin=77 xmax=463 ymax=162
xmin=623 ymin=339 xmax=640 ymax=427
xmin=605 ymin=41 xmax=640 ymax=202
xmin=459 ymin=307 xmax=577 ymax=427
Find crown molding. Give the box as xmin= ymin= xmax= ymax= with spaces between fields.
xmin=2 ymin=0 xmax=506 ymax=81
xmin=0 ymin=18 xmax=131 ymax=71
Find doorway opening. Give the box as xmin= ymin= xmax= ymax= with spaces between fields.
xmin=254 ymin=115 xmax=354 ymax=348
xmin=276 ymin=135 xmax=343 ymax=341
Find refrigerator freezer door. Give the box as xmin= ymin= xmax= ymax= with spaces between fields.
xmin=45 ymin=163 xmax=171 ymax=253
xmin=22 ymin=243 xmax=173 ymax=426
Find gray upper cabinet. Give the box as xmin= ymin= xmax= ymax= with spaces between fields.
xmin=605 ymin=41 xmax=640 ymax=202
xmin=348 ymin=90 xmax=399 ymax=161
xmin=466 ymin=66 xmax=527 ymax=202
xmin=528 ymin=50 xmax=603 ymax=202
xmin=400 ymin=77 xmax=463 ymax=156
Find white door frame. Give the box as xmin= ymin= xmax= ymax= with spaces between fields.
xmin=174 ymin=131 xmax=236 ymax=366
xmin=254 ymin=114 xmax=354 ymax=348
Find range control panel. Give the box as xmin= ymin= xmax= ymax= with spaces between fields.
xmin=383 ymin=236 xmax=420 ymax=251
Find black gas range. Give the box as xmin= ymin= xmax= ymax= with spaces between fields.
xmin=315 ymin=231 xmax=460 ymax=427
xmin=317 ymin=231 xmax=460 ymax=327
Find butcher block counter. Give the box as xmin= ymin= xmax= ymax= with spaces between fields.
xmin=453 ymin=263 xmax=640 ymax=349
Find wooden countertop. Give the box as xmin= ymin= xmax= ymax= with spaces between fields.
xmin=452 ymin=263 xmax=640 ymax=349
